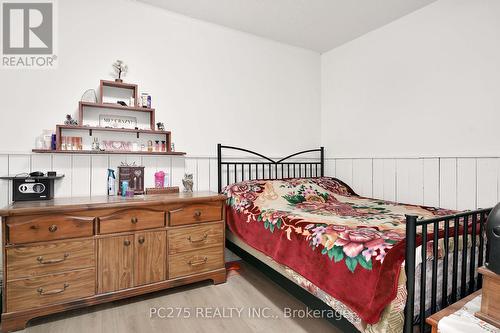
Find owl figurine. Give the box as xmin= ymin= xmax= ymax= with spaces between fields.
xmin=182 ymin=173 xmax=194 ymax=192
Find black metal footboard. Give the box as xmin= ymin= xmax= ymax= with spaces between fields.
xmin=404 ymin=208 xmax=491 ymax=332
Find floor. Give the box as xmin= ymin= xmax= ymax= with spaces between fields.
xmin=20 ymin=262 xmax=341 ymax=333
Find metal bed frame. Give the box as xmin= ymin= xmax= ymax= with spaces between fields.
xmin=217 ymin=144 xmax=490 ymax=332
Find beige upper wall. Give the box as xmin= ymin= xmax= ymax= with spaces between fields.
xmin=321 ymin=0 xmax=500 ymax=158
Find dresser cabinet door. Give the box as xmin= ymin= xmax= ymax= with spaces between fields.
xmin=97 ymin=235 xmax=134 ymax=293
xmin=134 ymin=231 xmax=166 ymax=286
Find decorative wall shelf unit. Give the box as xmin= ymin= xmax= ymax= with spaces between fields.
xmin=31 ymin=149 xmax=186 ymax=156
xmin=32 ymin=79 xmax=182 ymax=156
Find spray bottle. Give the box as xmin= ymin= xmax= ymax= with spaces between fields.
xmin=107 ymin=169 xmax=116 ymax=196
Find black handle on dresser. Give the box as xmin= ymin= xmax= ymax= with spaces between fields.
xmin=193 ymin=210 xmax=202 ymax=218
xmin=48 ymin=225 xmax=58 ymax=233
xmin=138 ymin=236 xmax=145 ymax=244
xmin=124 ymin=240 xmax=131 ymax=246
xmin=131 ymin=217 xmax=138 ymax=224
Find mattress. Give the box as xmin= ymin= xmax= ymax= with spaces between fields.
xmin=223 ymin=177 xmax=476 ymax=332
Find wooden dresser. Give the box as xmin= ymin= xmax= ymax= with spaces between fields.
xmin=0 ymin=192 xmax=227 ymax=332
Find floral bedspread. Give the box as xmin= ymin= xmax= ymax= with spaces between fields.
xmin=224 ymin=177 xmax=454 ymax=324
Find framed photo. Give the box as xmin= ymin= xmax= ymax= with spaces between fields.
xmin=118 ymin=166 xmax=144 ymax=195
xmin=99 ymin=114 xmax=137 ymax=129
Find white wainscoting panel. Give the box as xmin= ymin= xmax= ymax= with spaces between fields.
xmin=352 ymin=159 xmax=372 ymax=197
xmin=372 ymin=159 xmax=397 ymax=202
xmin=72 ymin=155 xmax=91 ymax=197
xmin=396 ymin=159 xmax=424 ymax=206
xmin=476 ymin=158 xmax=499 ymax=209
xmin=0 ymin=154 xmax=499 ymax=212
xmin=423 ymin=158 xmax=439 ymax=207
xmin=91 ymin=155 xmax=109 ymax=196
xmin=439 ymin=158 xmax=458 ymax=210
xmin=456 ymin=158 xmax=476 ymax=210
xmin=331 ymin=157 xmax=499 ymax=210
xmin=335 ymin=159 xmax=353 ymax=187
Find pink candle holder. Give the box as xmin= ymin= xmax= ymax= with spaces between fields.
xmin=154 ymin=171 xmax=165 ymax=188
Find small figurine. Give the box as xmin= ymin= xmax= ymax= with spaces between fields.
xmin=91 ymin=137 xmax=100 ymax=151
xmin=182 ymin=173 xmax=193 ymax=193
xmin=112 ymin=60 xmax=128 ymax=83
xmin=156 ymin=122 xmax=165 ymax=131
xmin=64 ymin=114 xmax=78 ymax=126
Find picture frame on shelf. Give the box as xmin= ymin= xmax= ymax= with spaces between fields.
xmin=99 ymin=114 xmax=137 ymax=129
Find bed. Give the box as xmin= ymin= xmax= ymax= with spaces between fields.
xmin=217 ymin=144 xmax=491 ymax=333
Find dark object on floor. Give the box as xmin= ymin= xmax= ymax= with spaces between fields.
xmin=486 ymin=202 xmax=500 ymax=274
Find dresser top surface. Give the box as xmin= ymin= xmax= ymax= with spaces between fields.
xmin=0 ymin=192 xmax=226 ymax=217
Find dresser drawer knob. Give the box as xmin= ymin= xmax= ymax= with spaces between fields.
xmin=188 ymin=256 xmax=208 ymax=266
xmin=48 ymin=225 xmax=58 ymax=233
xmin=187 ymin=233 xmax=208 ymax=243
xmin=37 ymin=282 xmax=69 ymax=296
xmin=37 ymin=253 xmax=69 ymax=264
xmin=193 ymin=210 xmax=202 ymax=218
xmin=131 ymin=217 xmax=138 ymax=224
xmin=124 ymin=240 xmax=131 ymax=246
xmin=138 ymin=236 xmax=145 ymax=244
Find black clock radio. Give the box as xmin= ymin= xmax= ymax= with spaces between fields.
xmin=13 ymin=177 xmax=54 ymax=201
xmin=0 ymin=172 xmax=64 ymax=202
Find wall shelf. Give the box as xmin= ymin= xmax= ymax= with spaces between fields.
xmin=56 ymin=124 xmax=173 ymax=152
xmin=56 ymin=125 xmax=170 ymax=135
xmin=99 ymin=80 xmax=138 ymax=107
xmin=32 ymin=149 xmax=186 ymax=156
xmin=80 ymin=101 xmax=154 ymax=114
xmin=79 ymin=101 xmax=155 ymax=130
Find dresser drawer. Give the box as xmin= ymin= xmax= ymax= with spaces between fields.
xmin=168 ymin=246 xmax=223 ymax=279
xmin=168 ymin=223 xmax=223 ymax=255
xmin=98 ymin=208 xmax=165 ymax=234
xmin=168 ymin=202 xmax=222 ymax=226
xmin=6 ymin=239 xmax=95 ymax=281
xmin=6 ymin=214 xmax=94 ymax=244
xmin=6 ymin=268 xmax=95 ymax=312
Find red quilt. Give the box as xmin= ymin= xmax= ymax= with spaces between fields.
xmin=224 ymin=177 xmax=454 ymax=324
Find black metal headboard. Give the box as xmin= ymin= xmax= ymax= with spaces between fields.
xmin=217 ymin=144 xmax=324 ymax=193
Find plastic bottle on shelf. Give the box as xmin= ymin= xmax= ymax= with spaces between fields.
xmin=107 ymin=169 xmax=116 ymax=196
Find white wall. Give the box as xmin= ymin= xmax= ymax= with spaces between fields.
xmin=321 ymin=0 xmax=500 ymax=158
xmin=2 ymin=0 xmax=499 ymax=212
xmin=0 ymin=0 xmax=320 ymax=157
